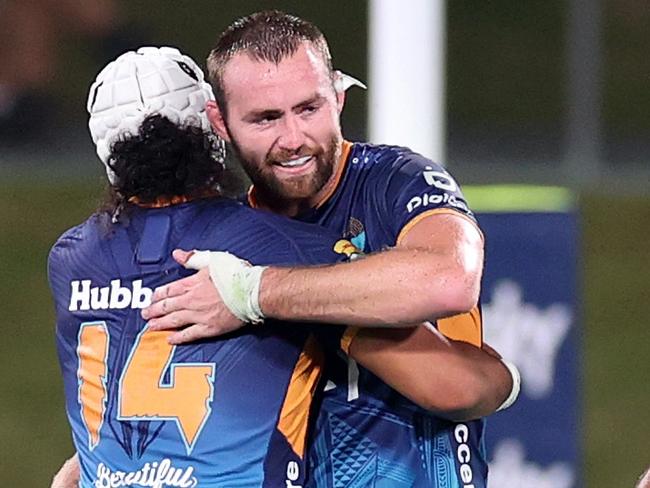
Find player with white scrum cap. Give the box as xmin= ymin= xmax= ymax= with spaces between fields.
xmin=87 ymin=46 xmax=222 ymax=184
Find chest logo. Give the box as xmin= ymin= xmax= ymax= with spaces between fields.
xmin=344 ymin=217 xmax=366 ymax=251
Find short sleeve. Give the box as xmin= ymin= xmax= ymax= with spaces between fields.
xmin=374 ymin=149 xmax=476 ymax=242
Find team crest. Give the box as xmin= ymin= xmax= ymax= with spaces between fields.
xmin=344 ymin=217 xmax=367 ymax=251
xmin=333 ymin=239 xmax=362 ymax=260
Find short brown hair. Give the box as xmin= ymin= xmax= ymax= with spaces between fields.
xmin=206 ymin=10 xmax=334 ymax=114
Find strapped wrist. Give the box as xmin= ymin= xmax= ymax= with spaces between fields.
xmin=496 ymin=359 xmax=521 ymax=412
xmin=186 ymin=250 xmax=267 ymax=323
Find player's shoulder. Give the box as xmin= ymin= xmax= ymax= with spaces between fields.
xmin=347 ymin=142 xmax=459 ymax=192
xmin=208 ymin=200 xmax=348 ymax=266
xmin=223 ymin=195 xmax=340 ymax=242
xmin=198 ymin=198 xmax=305 ymax=240
xmin=348 ymin=141 xmax=447 ymax=178
xmin=47 ymin=212 xmax=114 ymax=285
xmin=49 ymin=213 xmax=108 ymax=261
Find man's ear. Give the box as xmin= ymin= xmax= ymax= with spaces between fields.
xmin=336 ymin=85 xmax=346 ymax=115
xmin=332 ymin=71 xmax=350 ymax=115
xmin=206 ymin=100 xmax=230 ymax=142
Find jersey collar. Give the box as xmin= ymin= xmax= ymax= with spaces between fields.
xmin=129 ymin=190 xmax=219 ymax=208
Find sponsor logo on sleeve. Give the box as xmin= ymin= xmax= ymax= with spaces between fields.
xmin=422 ymin=166 xmax=458 ymax=192
xmin=406 ymin=192 xmax=469 ymax=214
xmin=405 ymin=166 xmax=468 ymax=214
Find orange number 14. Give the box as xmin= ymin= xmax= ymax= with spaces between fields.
xmin=77 ymin=322 xmax=215 ymax=454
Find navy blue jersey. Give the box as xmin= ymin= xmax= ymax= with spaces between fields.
xmin=49 ymin=198 xmax=350 ymax=488
xmin=248 ymin=142 xmax=488 ymax=488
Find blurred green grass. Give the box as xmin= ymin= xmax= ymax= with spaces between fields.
xmin=0 ymin=181 xmax=648 ymax=487
xmin=0 ymin=181 xmax=100 ymax=487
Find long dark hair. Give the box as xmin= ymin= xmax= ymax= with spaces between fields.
xmin=101 ymin=114 xmax=228 ymax=219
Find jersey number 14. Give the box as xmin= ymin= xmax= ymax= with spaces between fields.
xmin=76 ymin=321 xmax=215 ymax=454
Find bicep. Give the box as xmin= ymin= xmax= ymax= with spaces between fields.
xmin=397 ymin=210 xmax=483 ymax=261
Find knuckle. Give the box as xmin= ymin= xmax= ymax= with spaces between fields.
xmin=155 ymin=286 xmax=168 ymax=299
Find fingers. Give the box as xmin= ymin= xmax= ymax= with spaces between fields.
xmin=143 ymin=293 xmax=184 ymax=321
xmin=150 ymin=272 xmax=200 ymax=303
xmin=147 ymin=310 xmax=200 ymax=331
xmin=168 ymin=323 xmax=217 ymax=345
xmin=143 ymin=268 xmax=210 ymax=320
xmin=172 ymin=248 xmax=194 ymax=266
xmin=140 ymin=282 xmax=188 ymax=320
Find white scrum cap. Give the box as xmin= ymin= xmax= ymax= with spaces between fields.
xmin=87 ymin=46 xmax=215 ymax=184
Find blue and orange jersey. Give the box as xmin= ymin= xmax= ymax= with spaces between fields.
xmin=249 ymin=141 xmax=489 ymax=487
xmin=48 ymin=197 xmax=349 ymax=488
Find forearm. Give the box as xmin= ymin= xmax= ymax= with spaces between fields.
xmin=259 ymin=247 xmax=480 ymax=326
xmin=348 ymin=326 xmax=513 ymax=420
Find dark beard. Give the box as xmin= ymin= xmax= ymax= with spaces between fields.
xmin=230 ymin=135 xmax=340 ymax=206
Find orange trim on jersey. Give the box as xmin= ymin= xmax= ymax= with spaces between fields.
xmin=247 ymin=140 xmax=353 ymax=210
xmin=340 ymin=326 xmax=360 ymax=355
xmin=277 ymin=334 xmax=324 ymax=457
xmin=246 ymin=185 xmax=259 ymax=209
xmin=396 ymin=208 xmax=484 ymax=246
xmin=314 ymin=140 xmax=352 ymax=209
xmin=129 ymin=190 xmax=219 ymax=208
xmin=437 ymin=306 xmax=483 ymax=347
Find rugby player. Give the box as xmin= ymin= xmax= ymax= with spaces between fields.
xmin=49 ymin=46 xmax=359 ymax=488
xmin=50 ymin=45 xmax=517 ymax=487
xmin=142 ymin=11 xmax=519 ymax=488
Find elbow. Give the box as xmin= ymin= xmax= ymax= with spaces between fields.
xmin=424 ymin=267 xmax=481 ymax=318
xmin=419 ymin=381 xmax=490 ymax=421
xmin=444 ymin=283 xmax=479 ymax=316
xmin=449 ymin=261 xmax=482 ymax=312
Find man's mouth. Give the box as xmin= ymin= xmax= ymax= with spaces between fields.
xmin=271 ymin=155 xmax=316 ymax=177
xmin=276 ymin=155 xmax=313 ymax=168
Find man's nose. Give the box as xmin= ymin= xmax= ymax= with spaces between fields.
xmin=277 ymin=114 xmax=305 ymax=151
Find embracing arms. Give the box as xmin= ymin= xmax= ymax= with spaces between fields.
xmin=259 ymin=213 xmax=482 ymax=326
xmin=346 ymin=324 xmax=518 ymax=421
xmin=143 ymin=212 xmax=483 ymax=342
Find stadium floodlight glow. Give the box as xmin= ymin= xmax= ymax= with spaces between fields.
xmin=368 ymin=0 xmax=446 ymax=164
xmin=87 ymin=46 xmax=216 ymax=184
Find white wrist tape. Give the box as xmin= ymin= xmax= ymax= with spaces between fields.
xmin=184 ymin=250 xmax=267 ymax=324
xmin=496 ymin=359 xmax=521 ymax=412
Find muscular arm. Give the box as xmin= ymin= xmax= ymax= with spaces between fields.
xmin=259 ymin=213 xmax=483 ymax=326
xmin=143 ymin=212 xmax=483 ymax=342
xmin=348 ymin=325 xmax=514 ymax=420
